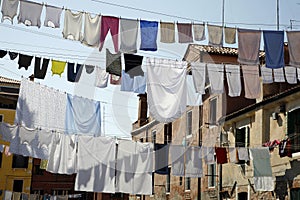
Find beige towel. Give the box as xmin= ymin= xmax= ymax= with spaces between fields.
xmin=160 ymin=22 xmax=175 ymax=43
xmin=238 ymin=29 xmax=261 ymax=65
xmin=242 ymin=65 xmax=261 ymax=99
xmin=177 ymin=23 xmax=193 ymax=43
xmin=12 ymin=192 xmax=21 ymax=200
xmin=193 ymin=23 xmax=206 ymax=41
xmin=287 ymin=31 xmax=300 ymax=67
xmin=207 ymin=24 xmax=223 ymax=46
xmin=225 ymin=27 xmax=236 ymax=44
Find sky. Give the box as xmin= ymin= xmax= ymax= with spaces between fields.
xmin=0 ymin=0 xmax=300 ymax=138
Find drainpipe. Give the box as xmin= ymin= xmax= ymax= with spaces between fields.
xmin=198 ymin=105 xmax=203 ymax=200
xmin=219 ymin=131 xmax=223 ymax=200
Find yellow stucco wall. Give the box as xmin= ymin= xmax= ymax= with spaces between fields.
xmin=0 ymin=109 xmax=32 ymax=198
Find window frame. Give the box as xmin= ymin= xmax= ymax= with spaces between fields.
xmin=208 ymin=163 xmax=216 ymax=188
xmin=187 ymin=111 xmax=193 ymax=136
xmin=185 ymin=177 xmax=191 ymax=191
xmin=209 ymin=98 xmax=217 ymax=126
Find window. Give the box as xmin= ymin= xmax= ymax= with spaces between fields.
xmin=13 ymin=180 xmax=23 ymax=192
xmin=0 ymin=114 xmax=3 ymax=122
xmin=185 ymin=177 xmax=191 ymax=190
xmin=179 ymin=177 xmax=183 ymax=186
xmin=209 ymin=98 xmax=217 ymax=125
xmin=33 ymin=164 xmax=43 ymax=175
xmin=164 ymin=123 xmax=172 ymax=144
xmin=208 ymin=163 xmax=216 ymax=188
xmin=166 ymin=168 xmax=171 ymax=193
xmin=235 ymin=126 xmax=250 ymax=172
xmin=12 ymin=155 xmax=29 ymax=168
xmin=291 ymin=188 xmax=300 ymax=200
xmin=235 ymin=127 xmax=250 ymax=148
xmin=152 ymin=173 xmax=155 ymax=195
xmin=288 ymin=109 xmax=300 ymax=153
xmin=152 ymin=130 xmax=156 ymax=144
xmin=187 ymin=111 xmax=192 ymax=135
xmin=238 ymin=192 xmax=248 ymax=200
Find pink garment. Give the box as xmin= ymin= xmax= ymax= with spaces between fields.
xmin=99 ymin=16 xmax=119 ymax=53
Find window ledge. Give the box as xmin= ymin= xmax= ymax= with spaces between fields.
xmin=292 ymin=152 xmax=300 ymax=158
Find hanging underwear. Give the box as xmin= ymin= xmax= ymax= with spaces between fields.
xmin=85 ymin=65 xmax=95 ymax=74
xmin=51 ymin=60 xmax=66 ymax=76
xmin=9 ymin=51 xmax=18 ymax=60
xmin=0 ymin=50 xmax=7 ymax=58
xmin=18 ymin=54 xmax=33 ymax=70
xmin=34 ymin=57 xmax=49 ymax=79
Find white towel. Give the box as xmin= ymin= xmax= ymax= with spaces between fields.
xmin=146 ymin=58 xmax=187 ymax=123
xmin=186 ymin=75 xmax=202 ymax=106
xmin=274 ymin=67 xmax=285 ymax=82
xmin=237 ymin=147 xmax=249 ymax=161
xmin=193 ymin=23 xmax=206 ymax=41
xmin=207 ymin=63 xmax=224 ymax=94
xmin=4 ymin=191 xmax=12 ymax=200
xmin=15 ymin=79 xmax=67 ymax=131
xmin=46 ymin=133 xmax=77 ymax=174
xmin=285 ymin=66 xmax=297 ymax=84
xmin=241 ymin=65 xmax=261 ymax=99
xmin=260 ymin=66 xmax=273 ymax=84
xmin=185 ymin=146 xmax=202 ymax=178
xmin=229 ymin=147 xmax=238 ymax=163
xmin=253 ymin=177 xmax=274 ymax=191
xmin=202 ymin=146 xmax=215 ymax=164
xmin=62 ymin=10 xmax=83 ymax=41
xmin=8 ymin=126 xmax=53 ymax=160
xmin=225 ymin=65 xmax=241 ymax=97
xmin=191 ymin=62 xmax=206 ymax=94
xmin=116 ymin=140 xmax=153 ymax=195
xmin=75 ymin=135 xmax=116 ymax=193
xmin=0 ymin=122 xmax=17 ymax=142
xmin=170 ymin=145 xmax=185 ymax=176
xmin=297 ymin=68 xmax=300 ymax=82
xmin=82 ymin=13 xmax=101 ymax=47
xmin=134 ymin=142 xmax=153 ymax=195
xmin=94 ymin=67 xmax=109 ymax=88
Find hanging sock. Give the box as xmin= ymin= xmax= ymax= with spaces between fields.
xmin=160 ymin=22 xmax=175 ymax=43
xmin=67 ymin=63 xmax=82 ymax=82
xmin=99 ymin=16 xmax=119 ymax=53
xmin=193 ymin=23 xmax=206 ymax=41
xmin=140 ymin=20 xmax=158 ymax=51
xmin=120 ymin=18 xmax=139 ymax=53
xmin=82 ymin=13 xmax=101 ymax=47
xmin=207 ymin=24 xmax=223 ymax=47
xmin=238 ymin=29 xmax=261 ymax=65
xmin=18 ymin=54 xmax=33 ymax=70
xmin=241 ymin=65 xmax=261 ymax=99
xmin=85 ymin=65 xmax=95 ymax=74
xmin=287 ymin=31 xmax=300 ymax=67
xmin=9 ymin=51 xmax=18 ymax=60
xmin=225 ymin=64 xmax=241 ymax=97
xmin=18 ymin=0 xmax=43 ymax=28
xmin=0 ymin=50 xmax=7 ymax=58
xmin=51 ymin=60 xmax=66 ymax=76
xmin=263 ymin=30 xmax=284 ymax=69
xmin=34 ymin=57 xmax=49 ymax=79
xmin=224 ymin=27 xmax=236 ymax=44
xmin=177 ymin=23 xmax=193 ymax=43
xmin=106 ymin=48 xmax=121 ymax=76
xmin=1 ymin=0 xmax=19 ymax=23
xmin=44 ymin=5 xmax=63 ymax=28
xmin=62 ymin=10 xmax=83 ymax=41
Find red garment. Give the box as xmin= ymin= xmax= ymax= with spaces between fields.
xmin=215 ymin=147 xmax=228 ymax=164
xmin=99 ymin=16 xmax=119 ymax=53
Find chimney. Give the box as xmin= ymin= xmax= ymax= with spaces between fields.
xmin=138 ymin=93 xmax=148 ymax=126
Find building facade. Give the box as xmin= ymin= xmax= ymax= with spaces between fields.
xmin=0 ymin=76 xmax=33 ymax=198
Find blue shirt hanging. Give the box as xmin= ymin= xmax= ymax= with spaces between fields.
xmin=140 ymin=20 xmax=158 ymax=51
xmin=263 ymin=30 xmax=284 ymax=69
